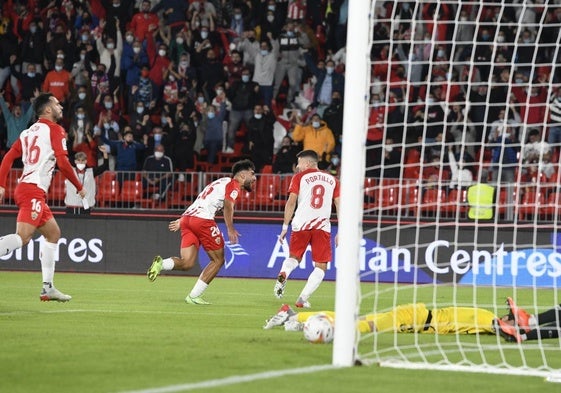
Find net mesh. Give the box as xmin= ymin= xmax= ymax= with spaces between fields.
xmin=357 ymin=0 xmax=561 ymax=379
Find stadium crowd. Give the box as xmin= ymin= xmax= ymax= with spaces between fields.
xmin=0 ymin=0 xmax=347 ymax=179
xmin=0 ymin=1 xmax=561 ymax=214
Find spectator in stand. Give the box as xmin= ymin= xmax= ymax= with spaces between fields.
xmin=172 ymin=53 xmax=197 ymax=98
xmin=91 ymin=62 xmax=112 ymax=100
xmin=489 ymin=125 xmax=519 ymax=183
xmin=102 ymin=130 xmax=148 ymax=183
xmin=151 ymin=0 xmax=189 ymax=36
xmin=0 ymin=91 xmax=35 ymax=149
xmin=225 ymin=68 xmax=259 ymax=154
xmin=273 ymin=135 xmax=299 ymax=174
xmin=71 ymin=47 xmax=92 ymax=89
xmin=304 ymin=53 xmax=345 ymax=117
xmin=447 ymin=103 xmax=477 ymax=158
xmin=170 ymin=120 xmax=197 ymax=173
xmin=253 ymin=34 xmax=279 ymax=108
xmin=198 ymin=49 xmax=227 ymax=104
xmin=548 ymin=88 xmax=561 ymax=149
xmin=142 ymin=144 xmax=174 ymax=201
xmin=130 ymin=0 xmax=160 ymax=42
xmin=423 ymin=91 xmax=445 ymax=143
xmin=19 ymin=20 xmax=46 ymax=74
xmin=121 ymin=38 xmax=149 ymax=104
xmin=522 ymin=128 xmax=551 ymax=168
xmin=202 ymin=101 xmax=227 ymax=165
xmin=147 ymin=36 xmax=171 ymax=93
xmin=511 ymin=82 xmax=548 ymax=139
xmin=131 ymin=65 xmax=157 ymax=110
xmin=292 ymin=113 xmax=336 ymax=167
xmin=224 ymin=50 xmax=244 ymax=86
xmin=273 ymin=19 xmax=308 ymax=106
xmin=237 ymin=29 xmax=260 ymax=71
xmin=94 ymin=91 xmax=120 ymax=128
xmin=381 ymin=138 xmax=402 ymax=179
xmin=0 ymin=18 xmax=20 ymax=98
xmin=42 ymin=58 xmax=73 ymax=105
xmin=447 ymin=146 xmax=474 ymax=190
xmin=188 ymin=0 xmax=217 ymax=28
xmin=247 ymin=105 xmax=275 ymax=173
xmin=68 ymin=105 xmax=96 ymax=164
xmin=64 ymin=147 xmax=109 ymax=215
xmin=69 ymin=85 xmax=95 ymax=120
xmin=9 ymin=56 xmax=43 ymax=112
xmin=322 ymin=90 xmax=344 ymax=155
xmin=96 ymin=19 xmax=123 ymax=92
xmin=45 ymin=23 xmax=74 ymax=72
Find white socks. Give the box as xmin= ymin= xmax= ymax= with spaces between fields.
xmin=189 ymin=279 xmax=209 ymax=298
xmin=0 ymin=234 xmax=23 ymax=257
xmin=279 ymin=257 xmax=299 ymax=279
xmin=162 ymin=258 xmax=175 ymax=270
xmin=40 ymin=241 xmax=58 ymax=285
xmin=299 ymin=267 xmax=325 ymax=301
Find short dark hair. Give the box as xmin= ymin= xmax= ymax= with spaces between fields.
xmin=232 ymin=159 xmax=255 ymax=175
xmin=297 ymin=150 xmax=319 ymax=162
xmin=33 ymin=93 xmax=54 ymax=116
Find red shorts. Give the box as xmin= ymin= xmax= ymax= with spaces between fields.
xmin=289 ymin=229 xmax=332 ymax=263
xmin=14 ymin=183 xmax=53 ymax=227
xmin=180 ymin=215 xmax=224 ymax=252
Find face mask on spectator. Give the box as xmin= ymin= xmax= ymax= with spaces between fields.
xmin=30 ymin=25 xmax=37 ymax=33
xmin=497 ymin=35 xmax=505 ymax=43
xmin=331 ymin=157 xmax=340 ymax=166
xmin=107 ymin=42 xmax=115 ymax=49
xmin=158 ymin=49 xmax=166 ymax=57
xmin=268 ymin=5 xmax=275 ymax=11
xmin=57 ymin=54 xmax=65 ymax=60
xmin=201 ymin=31 xmax=208 ymax=39
xmin=234 ymin=13 xmax=242 ymax=20
xmin=267 ymin=15 xmax=275 ymax=23
xmin=180 ymin=60 xmax=189 ymax=67
xmin=136 ymin=106 xmax=144 ymax=114
xmin=215 ymin=88 xmax=224 ymax=95
xmin=154 ymin=152 xmax=164 ymax=159
xmin=254 ymin=113 xmax=262 ymax=119
xmin=242 ymin=74 xmax=250 ymax=82
xmin=197 ymin=96 xmax=205 ymax=104
xmin=55 ymin=65 xmax=63 ymax=72
xmin=126 ymin=34 xmax=134 ymax=43
xmin=80 ymin=54 xmax=86 ymax=61
xmin=105 ymin=102 xmax=113 ymax=109
xmin=78 ymin=92 xmax=86 ymax=100
xmin=207 ymin=112 xmax=215 ymax=119
xmin=176 ymin=37 xmax=184 ymax=45
xmin=77 ymin=113 xmax=85 ymax=120
xmin=154 ymin=133 xmax=162 ymax=143
xmin=28 ymin=72 xmax=36 ymax=78
xmin=76 ymin=163 xmax=86 ymax=171
xmin=437 ymin=49 xmax=445 ymax=57
xmin=326 ymin=66 xmax=334 ymax=74
xmin=133 ymin=46 xmax=141 ymax=54
xmin=81 ymin=34 xmax=89 ymax=42
xmin=104 ymin=122 xmax=111 ymax=129
xmin=260 ymin=49 xmax=269 ymax=56
xmin=312 ymin=121 xmax=320 ymax=128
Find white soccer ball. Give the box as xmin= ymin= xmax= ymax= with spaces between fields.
xmin=303 ymin=314 xmax=334 ymax=344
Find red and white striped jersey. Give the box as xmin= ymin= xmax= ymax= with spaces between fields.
xmin=184 ymin=177 xmax=241 ymax=219
xmin=18 ymin=119 xmax=68 ymax=192
xmin=288 ymin=168 xmax=340 ymax=233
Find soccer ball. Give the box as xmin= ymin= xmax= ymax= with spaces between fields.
xmin=303 ymin=314 xmax=334 ymax=344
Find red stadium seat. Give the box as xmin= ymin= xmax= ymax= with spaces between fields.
xmin=120 ymin=180 xmax=153 ymax=207
xmin=420 ymin=188 xmax=448 ymax=216
xmin=517 ymin=189 xmax=545 ymax=220
xmin=48 ymin=171 xmax=66 ymax=205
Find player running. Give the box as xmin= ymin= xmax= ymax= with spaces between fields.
xmin=0 ymin=93 xmax=87 ymax=301
xmin=273 ymin=150 xmax=340 ymax=308
xmin=146 ymin=159 xmax=256 ymax=304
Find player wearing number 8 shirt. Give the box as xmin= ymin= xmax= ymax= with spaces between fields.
xmin=274 ymin=150 xmax=340 ymax=308
xmin=147 ymin=159 xmax=256 ymax=305
xmin=0 ymin=93 xmax=86 ymax=302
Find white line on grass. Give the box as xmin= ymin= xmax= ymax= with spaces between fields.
xmin=116 ymin=364 xmax=336 ymax=393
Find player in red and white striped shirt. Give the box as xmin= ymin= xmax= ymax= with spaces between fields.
xmin=147 ymin=159 xmax=256 ymax=304
xmin=0 ymin=93 xmax=86 ymax=302
xmin=274 ymin=150 xmax=340 ymax=308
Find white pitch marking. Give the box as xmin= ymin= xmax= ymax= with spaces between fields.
xmin=116 ymin=364 xmax=337 ymax=393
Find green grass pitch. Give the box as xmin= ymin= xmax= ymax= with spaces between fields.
xmin=1 ymin=271 xmax=559 ymax=393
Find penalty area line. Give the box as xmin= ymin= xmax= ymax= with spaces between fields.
xmin=116 ymin=364 xmax=337 ymax=393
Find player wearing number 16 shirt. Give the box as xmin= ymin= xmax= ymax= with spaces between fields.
xmin=147 ymin=159 xmax=256 ymax=305
xmin=0 ymin=93 xmax=87 ymax=302
xmin=274 ymin=150 xmax=340 ymax=308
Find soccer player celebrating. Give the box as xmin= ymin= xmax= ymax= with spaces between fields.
xmin=147 ymin=159 xmax=256 ymax=304
xmin=0 ymin=93 xmax=87 ymax=301
xmin=273 ymin=150 xmax=340 ymax=308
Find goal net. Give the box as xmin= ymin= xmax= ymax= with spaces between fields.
xmin=334 ymin=0 xmax=561 ymax=381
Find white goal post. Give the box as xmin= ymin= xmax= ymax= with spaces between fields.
xmin=333 ymin=0 xmax=561 ymax=380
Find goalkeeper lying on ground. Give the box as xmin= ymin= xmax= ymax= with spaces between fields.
xmin=263 ymin=297 xmax=561 ymax=343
